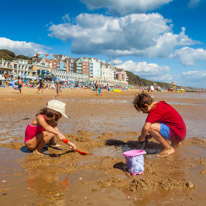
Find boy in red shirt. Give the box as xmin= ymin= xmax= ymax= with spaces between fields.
xmin=133 ymin=93 xmax=186 ymax=157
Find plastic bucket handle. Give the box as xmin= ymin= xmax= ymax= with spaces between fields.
xmin=123 ymin=149 xmax=146 ymax=157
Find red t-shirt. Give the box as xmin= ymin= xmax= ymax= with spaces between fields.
xmin=146 ymin=101 xmax=186 ymax=143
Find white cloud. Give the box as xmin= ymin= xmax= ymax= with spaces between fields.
xmin=111 ymin=59 xmax=123 ymax=65
xmin=182 ymin=70 xmax=206 ymax=79
xmin=181 ymin=70 xmax=206 ymax=87
xmin=0 ymin=37 xmax=48 ymax=57
xmin=188 ymin=0 xmax=202 ymax=8
xmin=112 ymin=60 xmax=173 ymax=82
xmin=170 ymin=47 xmax=206 ymax=66
xmin=49 ymin=13 xmax=196 ymax=58
xmin=80 ymin=0 xmax=173 ymax=15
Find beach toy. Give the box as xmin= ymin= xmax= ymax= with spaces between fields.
xmin=12 ymin=80 xmax=18 ymax=90
xmin=62 ymin=139 xmax=88 ymax=155
xmin=123 ymin=150 xmax=146 ymax=175
xmin=114 ymin=89 xmax=121 ymax=92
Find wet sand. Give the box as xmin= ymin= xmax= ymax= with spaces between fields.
xmin=0 ymin=87 xmax=206 ymax=206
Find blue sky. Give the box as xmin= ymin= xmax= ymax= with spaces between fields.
xmin=0 ymin=0 xmax=206 ymax=88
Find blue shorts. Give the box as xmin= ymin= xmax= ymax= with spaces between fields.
xmin=160 ymin=124 xmax=170 ymax=140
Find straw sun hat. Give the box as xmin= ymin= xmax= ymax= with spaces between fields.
xmin=46 ymin=99 xmax=68 ymax=118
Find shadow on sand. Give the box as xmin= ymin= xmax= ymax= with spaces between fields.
xmin=105 ymin=139 xmax=162 ymax=173
xmin=105 ymin=139 xmax=162 ymax=154
xmin=20 ymin=145 xmax=73 ymax=157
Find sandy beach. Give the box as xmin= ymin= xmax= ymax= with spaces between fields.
xmin=0 ymin=87 xmax=206 ymax=206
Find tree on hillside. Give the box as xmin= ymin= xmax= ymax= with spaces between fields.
xmin=16 ymin=54 xmax=31 ymax=60
xmin=0 ymin=49 xmax=16 ymax=58
xmin=126 ymin=70 xmax=172 ymax=89
xmin=0 ymin=49 xmax=31 ymax=61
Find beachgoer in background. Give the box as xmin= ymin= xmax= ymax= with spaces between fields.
xmin=18 ymin=77 xmax=23 ymax=94
xmin=94 ymin=81 xmax=98 ymax=91
xmin=24 ymin=99 xmax=77 ymax=155
xmin=150 ymin=85 xmax=154 ymax=92
xmin=53 ymin=81 xmax=62 ymax=99
xmin=37 ymin=79 xmax=44 ymax=94
xmin=97 ymin=85 xmax=102 ymax=96
xmin=106 ymin=84 xmax=110 ymax=92
xmin=51 ymin=80 xmax=55 ymax=89
xmin=133 ymin=93 xmax=186 ymax=157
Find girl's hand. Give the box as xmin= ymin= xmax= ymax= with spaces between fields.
xmin=68 ymin=142 xmax=77 ymax=150
xmin=57 ymin=133 xmax=65 ymax=141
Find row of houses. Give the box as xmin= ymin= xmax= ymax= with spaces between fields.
xmin=0 ymin=53 xmax=128 ymax=86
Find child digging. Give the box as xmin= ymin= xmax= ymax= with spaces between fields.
xmin=24 ymin=99 xmax=76 ymax=155
xmin=133 ymin=93 xmax=186 ymax=157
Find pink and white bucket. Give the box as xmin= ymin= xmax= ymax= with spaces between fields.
xmin=123 ymin=150 xmax=146 ymax=175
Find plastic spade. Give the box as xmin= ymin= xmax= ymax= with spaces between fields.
xmin=62 ymin=139 xmax=88 ymax=155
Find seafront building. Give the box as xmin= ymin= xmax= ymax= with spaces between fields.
xmin=0 ymin=54 xmax=128 ymax=86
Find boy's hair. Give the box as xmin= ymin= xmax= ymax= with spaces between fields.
xmin=36 ymin=107 xmax=62 ymax=127
xmin=133 ymin=93 xmax=154 ymax=111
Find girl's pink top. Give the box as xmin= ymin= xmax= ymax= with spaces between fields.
xmin=24 ymin=115 xmax=45 ymax=143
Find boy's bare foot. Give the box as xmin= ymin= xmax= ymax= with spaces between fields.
xmin=172 ymin=142 xmax=182 ymax=149
xmin=33 ymin=150 xmax=44 ymax=156
xmin=157 ymin=147 xmax=174 ymax=157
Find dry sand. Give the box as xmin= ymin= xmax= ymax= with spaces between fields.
xmin=0 ymin=87 xmax=206 ymax=206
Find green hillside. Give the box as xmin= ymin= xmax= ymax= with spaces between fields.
xmin=0 ymin=49 xmax=31 ymax=61
xmin=126 ymin=71 xmax=173 ymax=89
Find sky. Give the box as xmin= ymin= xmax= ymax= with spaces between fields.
xmin=0 ymin=0 xmax=206 ymax=88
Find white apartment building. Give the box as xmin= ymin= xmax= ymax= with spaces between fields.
xmin=101 ymin=63 xmax=114 ymax=82
xmin=89 ymin=58 xmax=101 ymax=79
xmin=0 ymin=59 xmax=33 ymax=79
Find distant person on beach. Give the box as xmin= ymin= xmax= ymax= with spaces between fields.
xmin=37 ymin=79 xmax=44 ymax=94
xmin=24 ymin=99 xmax=77 ymax=155
xmin=106 ymin=84 xmax=110 ymax=92
xmin=53 ymin=81 xmax=62 ymax=99
xmin=133 ymin=93 xmax=186 ymax=157
xmin=94 ymin=81 xmax=98 ymax=91
xmin=97 ymin=85 xmax=102 ymax=96
xmin=18 ymin=77 xmax=23 ymax=94
xmin=150 ymin=85 xmax=154 ymax=92
xmin=51 ymin=80 xmax=55 ymax=89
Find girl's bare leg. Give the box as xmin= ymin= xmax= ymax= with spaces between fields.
xmin=25 ymin=131 xmax=55 ymax=154
xmin=48 ymin=127 xmax=61 ymax=147
xmin=48 ymin=137 xmax=61 ymax=147
xmin=35 ymin=131 xmax=55 ymax=153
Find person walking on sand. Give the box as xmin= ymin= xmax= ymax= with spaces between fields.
xmin=133 ymin=93 xmax=186 ymax=157
xmin=24 ymin=99 xmax=77 ymax=155
xmin=53 ymin=81 xmax=62 ymax=99
xmin=37 ymin=79 xmax=44 ymax=94
xmin=18 ymin=77 xmax=23 ymax=94
xmin=96 ymin=85 xmax=102 ymax=96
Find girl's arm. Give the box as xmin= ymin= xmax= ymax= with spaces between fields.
xmin=54 ymin=127 xmax=66 ymax=141
xmin=37 ymin=115 xmax=64 ymax=137
xmin=55 ymin=127 xmax=77 ymax=149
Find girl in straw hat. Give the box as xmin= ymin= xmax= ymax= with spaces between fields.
xmin=24 ymin=99 xmax=76 ymax=155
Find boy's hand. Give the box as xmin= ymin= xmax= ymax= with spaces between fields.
xmin=138 ymin=136 xmax=145 ymax=142
xmin=145 ymin=134 xmax=152 ymax=140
